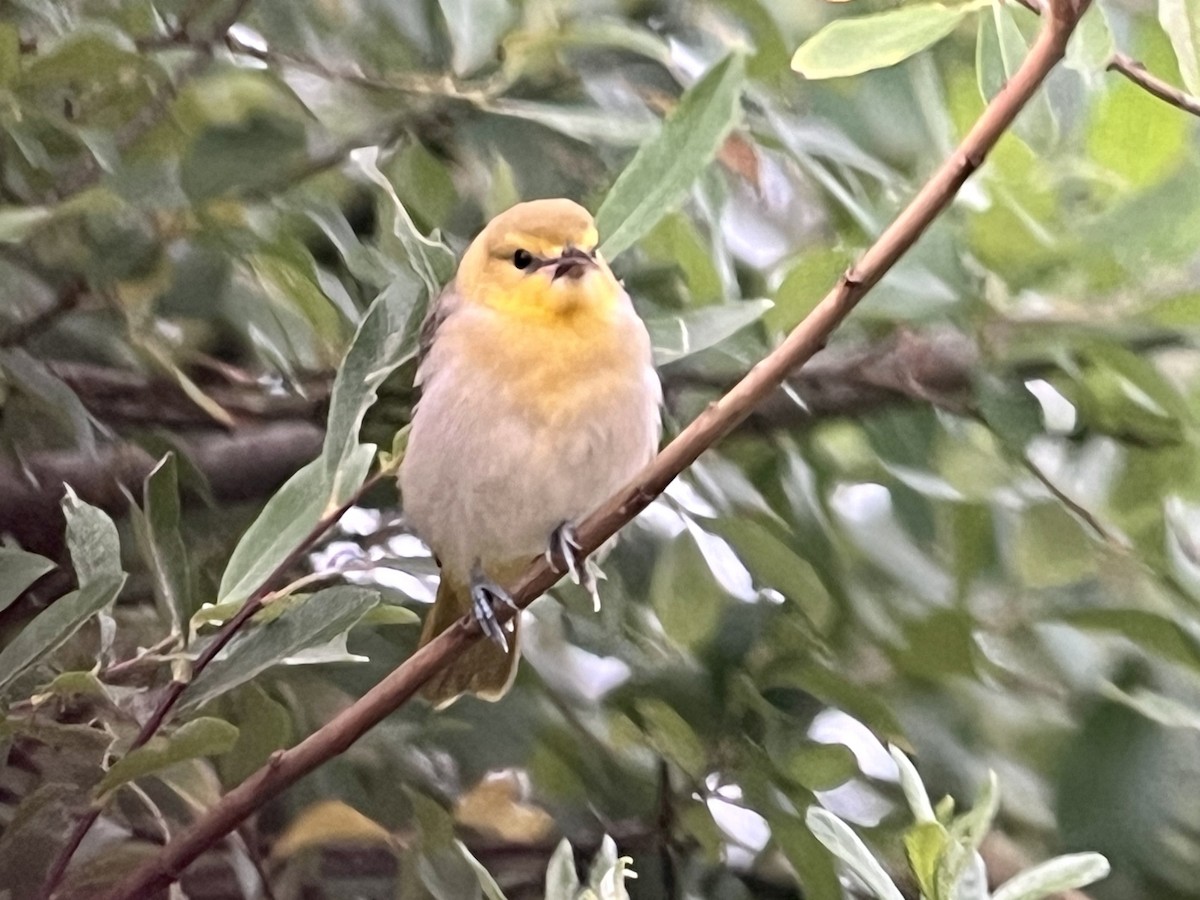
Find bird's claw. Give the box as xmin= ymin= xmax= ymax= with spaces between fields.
xmin=548 ymin=522 xmax=605 ymax=612
xmin=470 ymin=561 xmax=517 ymax=651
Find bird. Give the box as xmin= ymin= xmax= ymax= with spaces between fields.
xmin=399 ymin=198 xmax=662 ymax=707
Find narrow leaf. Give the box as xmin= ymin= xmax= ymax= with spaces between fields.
xmin=128 ymin=454 xmax=192 ymax=633
xmin=805 ymin=807 xmax=906 ymax=900
xmin=597 ymin=54 xmax=745 ymax=258
xmin=889 ymin=745 xmax=936 ymax=823
xmin=0 ymin=546 xmax=56 ymax=613
xmin=646 ymin=298 xmax=772 ymax=366
xmin=0 ymin=575 xmax=125 ymax=697
xmin=352 ymin=147 xmax=455 ymax=297
xmin=181 ymin=586 xmax=382 ymax=712
xmin=545 ymin=839 xmax=581 ymax=900
xmin=792 ymin=2 xmax=985 ymax=79
xmin=95 ymin=717 xmax=239 ymax=796
xmin=217 ymin=445 xmax=372 ymax=607
xmin=1159 ymin=0 xmax=1200 ymax=95
xmin=991 ymin=852 xmax=1111 ymax=900
xmin=63 ymin=487 xmax=122 ymax=585
xmin=457 ymin=840 xmax=510 ymax=900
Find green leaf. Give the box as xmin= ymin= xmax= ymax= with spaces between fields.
xmin=949 ymin=770 xmax=999 ymax=852
xmin=1059 ymin=609 xmax=1200 ymax=672
xmin=217 ymin=446 xmax=372 ymax=607
xmin=890 ymin=745 xmax=936 ymax=824
xmin=904 ymin=821 xmax=949 ymax=899
xmin=977 ymin=3 xmax=1057 ymax=146
xmin=63 ymin=487 xmax=122 ymax=585
xmin=805 ymin=807 xmax=906 ymax=900
xmin=0 ymin=492 xmax=126 ymax=694
xmin=783 ymin=742 xmax=859 ymax=792
xmin=321 ymin=284 xmax=424 ymax=494
xmin=181 ymin=586 xmax=383 ymax=712
xmin=95 ymin=717 xmax=239 ymax=796
xmin=353 ymin=147 xmax=456 ymax=298
xmin=991 ymin=852 xmax=1111 ymax=900
xmin=127 ymin=455 xmax=192 ymax=634
xmin=1159 ymin=0 xmax=1200 ymax=95
xmin=791 ymin=2 xmax=986 ymax=80
xmin=0 ymin=545 xmax=56 ymax=613
xmin=0 ymin=206 xmax=52 ymax=243
xmin=217 ymin=684 xmax=293 ymax=785
xmin=597 ymin=54 xmax=745 ymax=258
xmin=457 ymin=839 xmax=510 ymax=900
xmin=1101 ymin=683 xmax=1200 ymax=730
xmin=0 ymin=350 xmax=96 ymax=453
xmin=545 ymin=839 xmax=581 ymax=900
xmin=975 ymin=376 xmax=1043 ymax=451
xmin=634 ymin=698 xmax=707 ymax=779
xmin=645 ymin=298 xmax=771 ymax=366
xmin=0 ymin=574 xmax=125 ymax=697
xmin=765 ymin=246 xmax=854 ymax=334
xmin=486 ymin=101 xmax=659 ymax=147
xmin=0 ymin=783 xmax=78 ymax=894
xmin=0 ymin=22 xmax=19 ymax=86
xmin=1064 ymin=3 xmax=1115 ymax=73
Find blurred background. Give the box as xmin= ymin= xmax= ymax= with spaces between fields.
xmin=1 ymin=0 xmax=1200 ymax=898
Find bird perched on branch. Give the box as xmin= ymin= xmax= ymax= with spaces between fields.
xmin=399 ymin=198 xmax=662 ymax=706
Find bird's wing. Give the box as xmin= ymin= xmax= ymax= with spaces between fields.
xmin=415 ymin=281 xmax=463 ymax=381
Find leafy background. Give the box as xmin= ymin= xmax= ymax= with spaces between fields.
xmin=1 ymin=0 xmax=1199 ymax=898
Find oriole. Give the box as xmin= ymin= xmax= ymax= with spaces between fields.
xmin=399 ymin=199 xmax=663 ymax=706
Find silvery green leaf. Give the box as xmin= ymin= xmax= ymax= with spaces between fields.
xmin=991 ymin=853 xmax=1111 ymax=900
xmin=805 ymin=807 xmax=905 ymax=900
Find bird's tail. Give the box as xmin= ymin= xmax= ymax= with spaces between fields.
xmin=418 ymin=577 xmax=520 ymax=708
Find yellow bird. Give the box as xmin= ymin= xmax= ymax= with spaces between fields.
xmin=399 ymin=199 xmax=662 ymax=706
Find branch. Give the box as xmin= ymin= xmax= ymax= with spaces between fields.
xmin=0 ymin=422 xmax=323 ymax=558
xmin=1108 ymin=52 xmax=1200 ymax=118
xmin=0 ymin=281 xmax=86 ymax=348
xmin=46 ymin=361 xmax=330 ymax=427
xmin=98 ymin=2 xmax=1092 ymax=896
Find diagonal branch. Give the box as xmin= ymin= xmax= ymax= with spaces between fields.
xmin=99 ymin=2 xmax=1092 ymax=896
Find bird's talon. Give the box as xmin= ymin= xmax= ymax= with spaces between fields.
xmin=469 ymin=563 xmax=515 ymax=651
xmin=550 ymin=523 xmax=605 ymax=610
xmin=549 ymin=522 xmax=582 ymax=583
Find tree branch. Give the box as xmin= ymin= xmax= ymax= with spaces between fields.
xmin=0 ymin=280 xmax=86 ymax=348
xmin=0 ymin=422 xmax=324 ymax=558
xmin=98 ymin=2 xmax=1092 ymax=896
xmin=1107 ymin=53 xmax=1200 ymax=118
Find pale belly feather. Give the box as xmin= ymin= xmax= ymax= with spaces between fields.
xmin=400 ymin=302 xmax=660 ymax=582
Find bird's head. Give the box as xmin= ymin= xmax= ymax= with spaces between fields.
xmin=455 ymin=199 xmax=621 ymax=319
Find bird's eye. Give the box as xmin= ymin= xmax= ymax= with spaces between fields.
xmin=512 ymin=249 xmax=534 ymax=270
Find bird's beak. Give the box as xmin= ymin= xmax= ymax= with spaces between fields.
xmin=550 ymin=245 xmax=597 ymax=282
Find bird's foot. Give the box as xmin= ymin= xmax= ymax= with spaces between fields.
xmin=470 ymin=561 xmax=518 ymax=651
xmin=547 ymin=522 xmax=605 ymax=612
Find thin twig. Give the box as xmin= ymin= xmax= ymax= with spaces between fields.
xmin=1020 ymin=454 xmax=1126 ymax=547
xmin=1014 ymin=0 xmax=1200 ymax=118
xmin=98 ymin=2 xmax=1092 ymax=896
xmin=38 ymin=467 xmax=391 ymax=899
xmin=1108 ymin=53 xmax=1200 ymax=118
xmin=0 ymin=280 xmax=86 ymax=348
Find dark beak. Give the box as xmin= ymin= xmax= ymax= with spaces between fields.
xmin=551 ymin=245 xmax=596 ymax=281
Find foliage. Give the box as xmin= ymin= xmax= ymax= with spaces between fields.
xmin=0 ymin=0 xmax=1198 ymax=898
